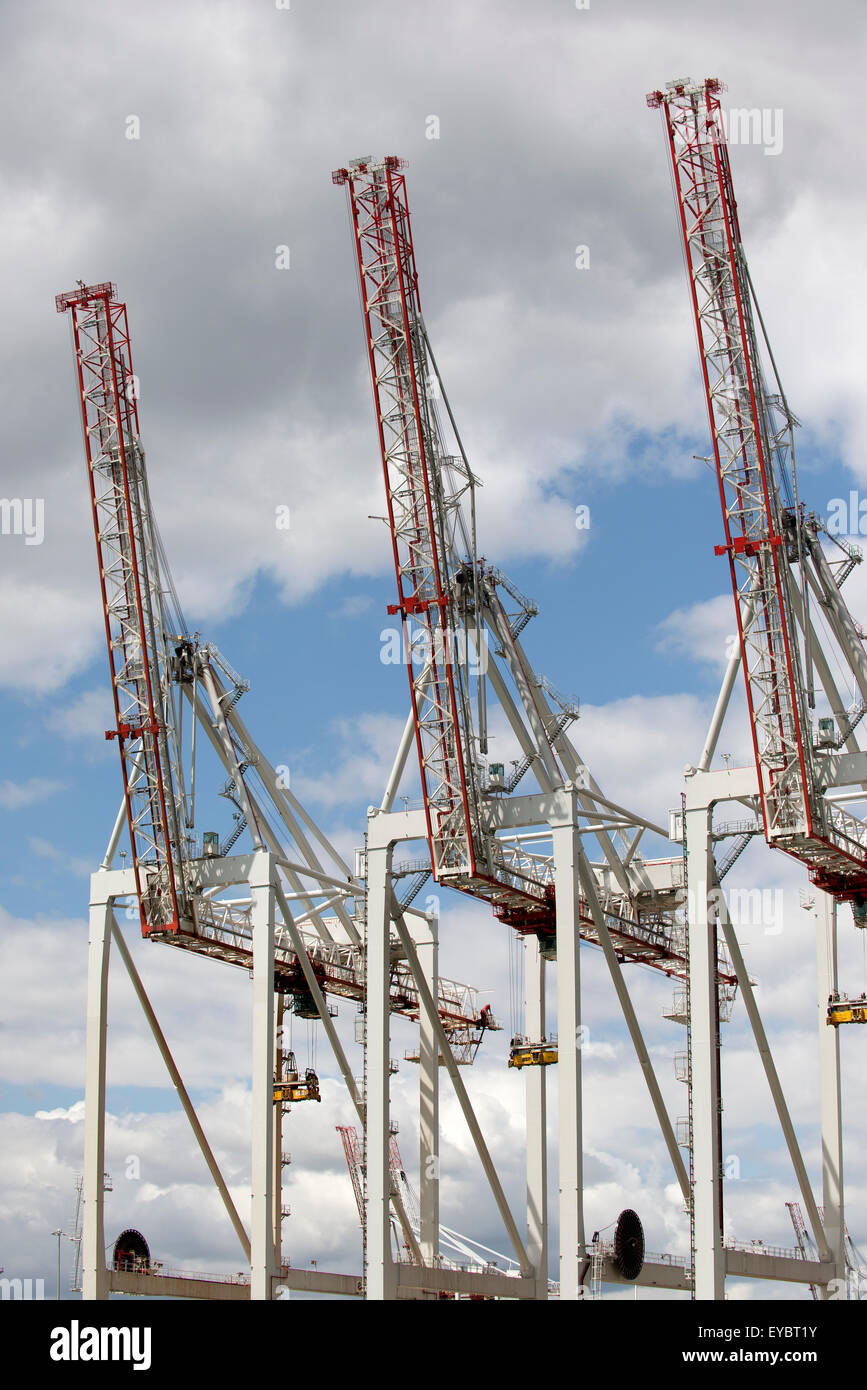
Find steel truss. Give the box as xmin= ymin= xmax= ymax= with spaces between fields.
xmin=62 ymin=283 xmax=499 ymax=1300
xmin=58 ymin=282 xmax=186 ymax=933
xmin=648 ymin=77 xmax=862 ymax=1298
xmin=647 ymin=79 xmax=867 ymax=901
xmin=334 ymin=157 xmax=711 ymax=1300
xmin=334 ymin=149 xmax=855 ymax=1303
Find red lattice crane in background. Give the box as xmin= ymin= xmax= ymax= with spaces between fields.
xmin=57 ymin=282 xmax=188 ymax=935
xmin=648 ymin=79 xmax=867 ymax=911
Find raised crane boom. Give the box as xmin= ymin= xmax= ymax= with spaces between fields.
xmin=648 ymin=78 xmax=867 ymax=905
xmin=333 ymin=158 xmax=481 ymax=880
xmin=57 ymin=281 xmax=187 ymax=934
xmin=333 ymin=156 xmax=557 ymax=937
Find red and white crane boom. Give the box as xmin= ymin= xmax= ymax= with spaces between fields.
xmin=648 ymin=79 xmax=867 ymax=906
xmin=333 ymin=157 xmax=559 ymax=939
xmin=57 ymin=281 xmax=188 ymax=935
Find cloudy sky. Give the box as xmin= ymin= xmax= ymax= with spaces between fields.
xmin=1 ymin=0 xmax=867 ymax=1302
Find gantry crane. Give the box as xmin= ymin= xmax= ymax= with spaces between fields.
xmin=332 ymin=156 xmax=733 ymax=984
xmin=648 ymin=76 xmax=866 ymax=1300
xmin=57 ymin=280 xmax=492 ymax=1040
xmin=646 ymin=79 xmax=867 ymax=910
xmin=58 ymin=279 xmax=499 ymax=1301
xmin=334 ymin=156 xmax=722 ymax=1301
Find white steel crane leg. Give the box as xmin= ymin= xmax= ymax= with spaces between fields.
xmin=365 ymin=842 xmax=397 ymax=1300
xmin=83 ymin=890 xmax=112 ymax=1301
xmin=551 ymin=802 xmax=586 ymax=1300
xmin=815 ymin=892 xmax=845 ymax=1297
xmin=417 ymin=915 xmax=440 ymax=1266
xmin=524 ymin=936 xmax=548 ymax=1299
xmin=683 ymin=803 xmax=725 ymax=1299
xmin=250 ymin=853 xmax=277 ymax=1300
xmin=273 ymin=994 xmax=285 ymax=1269
xmin=272 ymin=876 xmax=421 ymax=1264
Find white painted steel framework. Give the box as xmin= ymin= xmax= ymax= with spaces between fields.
xmin=63 ymin=282 xmax=502 ymax=1301
xmin=648 ymin=75 xmax=866 ymax=1298
xmin=69 ymin=89 xmax=866 ymax=1296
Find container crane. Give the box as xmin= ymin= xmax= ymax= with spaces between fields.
xmin=334 ymin=156 xmax=707 ymax=1301
xmin=332 ymin=158 xmax=558 ymax=946
xmin=57 ymin=278 xmax=490 ymax=1041
xmin=648 ymin=74 xmax=863 ymax=1301
xmin=59 ymin=279 xmax=499 ymax=1300
xmin=647 ymin=78 xmax=867 ymax=910
xmin=332 ymin=156 xmax=727 ymax=983
xmin=336 ymin=1124 xmax=537 ymax=1287
xmin=786 ymin=1201 xmax=819 ymax=1299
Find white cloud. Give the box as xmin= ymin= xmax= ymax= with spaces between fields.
xmin=576 ymin=693 xmax=715 ymax=821
xmin=0 ymin=777 xmax=64 ymax=809
xmin=0 ymin=579 xmax=101 ymax=694
xmin=292 ymin=711 xmax=414 ymax=810
xmin=656 ymin=594 xmax=736 ymax=671
xmin=28 ymin=836 xmax=92 ymax=879
xmin=57 ymin=687 xmax=115 ymax=743
xmin=333 ymin=594 xmax=374 ymax=620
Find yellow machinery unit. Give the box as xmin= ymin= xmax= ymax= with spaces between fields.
xmin=827 ymin=995 xmax=867 ymax=1027
xmin=274 ymin=1050 xmax=322 ymax=1103
xmin=508 ymin=1037 xmax=558 ymax=1069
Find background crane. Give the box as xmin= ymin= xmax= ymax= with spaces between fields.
xmin=647 ymin=73 xmax=866 ymax=1302
xmin=647 ymin=78 xmax=867 ymax=912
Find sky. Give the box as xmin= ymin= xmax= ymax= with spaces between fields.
xmin=1 ymin=0 xmax=867 ymax=1303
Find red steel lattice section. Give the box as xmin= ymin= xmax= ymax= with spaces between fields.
xmin=334 ymin=157 xmax=558 ymax=934
xmin=58 ymin=282 xmax=186 ymax=933
xmin=648 ymin=79 xmax=867 ymax=898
